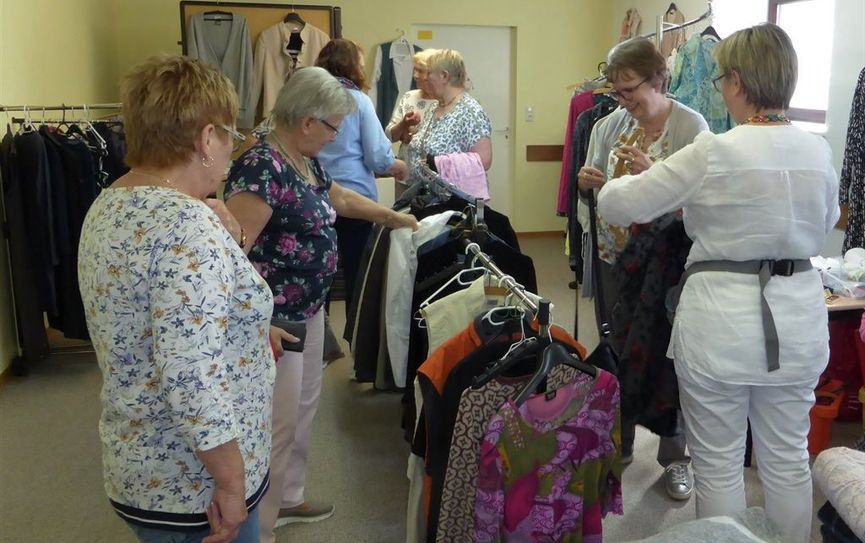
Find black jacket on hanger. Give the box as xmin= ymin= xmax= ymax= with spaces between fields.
xmin=1 ymin=128 xmax=50 ymax=364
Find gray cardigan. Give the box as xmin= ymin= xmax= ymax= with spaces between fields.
xmin=590 ymin=100 xmax=709 ymax=174
xmin=188 ymin=13 xmax=255 ymax=128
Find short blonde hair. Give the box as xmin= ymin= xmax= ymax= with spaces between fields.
xmin=412 ymin=48 xmax=438 ymax=68
xmin=121 ymin=54 xmax=238 ymax=168
xmin=713 ymin=23 xmax=798 ymax=110
xmin=427 ymin=49 xmax=467 ymax=87
xmin=271 ymin=67 xmax=356 ymax=128
xmin=605 ymin=37 xmax=670 ymax=93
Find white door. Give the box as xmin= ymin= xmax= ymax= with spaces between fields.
xmin=410 ymin=24 xmax=514 ymax=217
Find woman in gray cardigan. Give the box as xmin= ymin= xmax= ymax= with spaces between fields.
xmin=578 ymin=37 xmax=708 ymax=502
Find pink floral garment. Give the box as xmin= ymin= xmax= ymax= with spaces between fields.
xmin=474 ymin=370 xmax=622 ymax=542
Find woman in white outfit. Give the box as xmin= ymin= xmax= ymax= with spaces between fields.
xmin=596 ymin=23 xmax=839 ymax=542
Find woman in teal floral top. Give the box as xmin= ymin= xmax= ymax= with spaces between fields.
xmin=78 ymin=55 xmax=278 ymax=543
xmin=224 ymin=66 xmax=417 ymax=543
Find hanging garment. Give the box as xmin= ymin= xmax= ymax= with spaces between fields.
xmin=434 ymin=152 xmax=489 ymax=201
xmin=841 ymin=67 xmax=865 ymax=252
xmin=660 ymin=5 xmax=686 ymax=58
xmin=610 ymin=212 xmax=690 ymax=437
xmin=370 ymin=39 xmax=422 ymax=128
xmin=669 ymin=34 xmax=733 ymax=134
xmin=619 ymin=8 xmax=642 ymax=42
xmin=567 ymin=97 xmax=617 ymax=278
xmin=436 ymin=366 xmax=592 ymax=542
xmin=474 ymin=371 xmax=622 ymax=542
xmin=0 ymin=129 xmax=49 ymax=361
xmin=556 ymin=90 xmax=596 ymax=216
xmin=13 ymin=130 xmax=58 ymax=314
xmin=187 ymin=13 xmax=255 ymax=128
xmin=418 ymin=317 xmax=586 ymax=542
xmin=386 ymin=210 xmax=462 ymax=387
xmin=251 ymin=21 xmax=330 ymax=116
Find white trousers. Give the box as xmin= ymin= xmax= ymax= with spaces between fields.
xmin=259 ymin=309 xmax=325 ymax=543
xmin=675 ymin=363 xmax=816 ymax=543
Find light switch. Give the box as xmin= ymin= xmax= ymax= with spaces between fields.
xmin=525 ymin=106 xmax=534 ymax=122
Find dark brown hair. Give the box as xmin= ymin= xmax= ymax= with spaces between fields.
xmin=605 ymin=37 xmax=670 ymax=93
xmin=315 ymin=39 xmax=368 ymax=91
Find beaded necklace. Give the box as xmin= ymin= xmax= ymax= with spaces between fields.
xmin=742 ymin=113 xmax=790 ymax=125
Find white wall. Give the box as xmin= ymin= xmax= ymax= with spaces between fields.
xmin=822 ymin=0 xmax=865 ymax=255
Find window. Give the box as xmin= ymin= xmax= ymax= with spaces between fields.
xmin=769 ymin=0 xmax=835 ymax=125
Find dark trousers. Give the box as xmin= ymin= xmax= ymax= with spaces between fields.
xmin=334 ymin=216 xmax=373 ymax=320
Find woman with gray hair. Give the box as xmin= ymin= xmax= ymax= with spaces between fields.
xmin=224 ymin=66 xmax=417 ymax=543
xmin=598 ymin=24 xmax=838 ymax=542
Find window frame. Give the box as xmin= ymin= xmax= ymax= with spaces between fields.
xmin=768 ymin=0 xmax=828 ymax=123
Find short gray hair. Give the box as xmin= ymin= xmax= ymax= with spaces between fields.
xmin=714 ymin=23 xmax=797 ymax=110
xmin=271 ymin=66 xmax=356 ymax=128
xmin=427 ymin=49 xmax=467 ymax=87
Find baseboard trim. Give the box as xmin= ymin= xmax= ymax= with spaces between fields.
xmin=516 ymin=231 xmax=563 ymax=239
xmin=0 ymin=364 xmax=12 ymax=392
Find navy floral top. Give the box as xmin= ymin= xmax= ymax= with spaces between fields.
xmin=226 ymin=139 xmax=338 ymax=321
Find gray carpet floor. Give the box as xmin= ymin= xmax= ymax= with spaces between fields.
xmin=0 ymin=236 xmax=858 ymax=542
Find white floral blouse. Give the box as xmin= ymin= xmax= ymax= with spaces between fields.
xmin=406 ymin=93 xmax=492 ymax=183
xmin=78 ymin=187 xmax=275 ymax=529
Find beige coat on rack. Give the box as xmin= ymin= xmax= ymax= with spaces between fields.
xmin=620 ymin=8 xmax=642 ymax=42
xmin=661 ymin=4 xmax=687 ymax=57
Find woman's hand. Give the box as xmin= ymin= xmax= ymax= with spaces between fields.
xmin=203 ymin=485 xmax=247 ymax=543
xmin=385 ymin=210 xmax=419 ymax=231
xmin=205 ymin=199 xmax=242 ymax=245
xmin=269 ymin=325 xmax=299 ymax=359
xmin=395 ymin=112 xmax=422 ymax=144
xmin=577 ymin=166 xmax=607 ymax=191
xmin=614 ymin=145 xmax=654 ymax=175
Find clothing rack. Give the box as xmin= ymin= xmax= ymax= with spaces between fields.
xmin=0 ymin=103 xmax=122 ymax=113
xmin=0 ymin=104 xmax=124 ymax=374
xmin=639 ymin=0 xmax=713 ymax=46
xmin=464 ymin=241 xmax=539 ymax=315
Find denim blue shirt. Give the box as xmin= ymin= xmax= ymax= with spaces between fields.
xmin=317 ymin=88 xmax=396 ymax=201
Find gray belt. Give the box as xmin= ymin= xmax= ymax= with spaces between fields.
xmin=671 ymin=259 xmax=812 ymax=372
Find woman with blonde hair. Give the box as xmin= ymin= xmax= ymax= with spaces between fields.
xmin=405 ymin=48 xmax=493 ymax=186
xmin=78 ymin=54 xmax=280 ymax=543
xmin=598 ymin=24 xmax=839 ymax=541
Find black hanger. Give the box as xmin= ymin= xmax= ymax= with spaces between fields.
xmin=701 ymin=25 xmax=721 ymax=40
xmin=284 ymin=7 xmax=306 ymax=27
xmin=203 ymin=9 xmax=232 ymax=21
xmin=512 ymin=343 xmax=596 ymax=406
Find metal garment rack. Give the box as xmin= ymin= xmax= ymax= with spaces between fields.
xmin=639 ymin=0 xmax=714 ymax=46
xmin=0 ymin=103 xmax=122 ymax=113
xmin=464 ymin=241 xmax=539 ymax=315
xmin=0 ymin=103 xmax=122 ymax=373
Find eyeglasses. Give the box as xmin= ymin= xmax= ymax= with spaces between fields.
xmin=317 ymin=118 xmax=341 ymax=136
xmin=712 ymin=74 xmax=727 ymax=92
xmin=220 ymin=125 xmax=247 ymax=152
xmin=609 ymin=77 xmax=650 ymax=101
